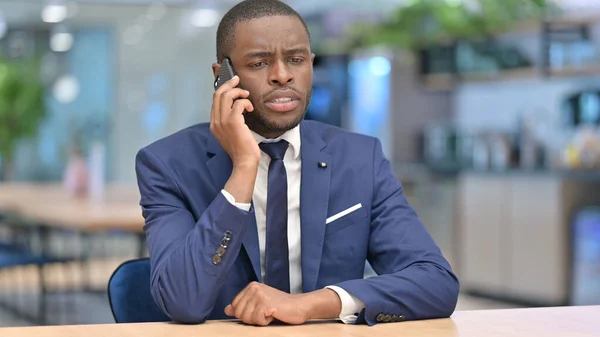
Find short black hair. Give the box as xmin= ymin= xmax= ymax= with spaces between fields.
xmin=216 ymin=0 xmax=310 ymax=62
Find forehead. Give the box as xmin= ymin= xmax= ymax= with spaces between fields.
xmin=231 ymin=15 xmax=310 ymax=54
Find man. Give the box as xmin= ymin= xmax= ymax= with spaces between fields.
xmin=135 ymin=0 xmax=459 ymax=327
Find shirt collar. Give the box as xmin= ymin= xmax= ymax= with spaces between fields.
xmin=251 ymin=125 xmax=301 ymax=160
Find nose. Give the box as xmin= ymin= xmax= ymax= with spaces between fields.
xmin=268 ymin=60 xmax=294 ymax=86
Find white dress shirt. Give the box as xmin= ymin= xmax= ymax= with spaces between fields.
xmin=220 ymin=125 xmax=365 ymax=324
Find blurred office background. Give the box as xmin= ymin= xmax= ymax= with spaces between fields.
xmin=1 ymin=0 xmax=600 ymax=327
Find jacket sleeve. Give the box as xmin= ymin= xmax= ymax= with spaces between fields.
xmin=334 ymin=138 xmax=460 ymax=326
xmin=135 ymin=147 xmax=254 ymax=323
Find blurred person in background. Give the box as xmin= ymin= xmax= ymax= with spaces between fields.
xmin=135 ymin=0 xmax=458 ymax=326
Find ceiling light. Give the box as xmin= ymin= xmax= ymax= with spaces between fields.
xmin=42 ymin=5 xmax=67 ymax=23
xmin=190 ymin=9 xmax=219 ymax=28
xmin=50 ymin=32 xmax=74 ymax=52
xmin=53 ymin=75 xmax=80 ymax=104
xmin=369 ymin=57 xmax=391 ymax=76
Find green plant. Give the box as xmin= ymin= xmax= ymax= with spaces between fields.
xmin=0 ymin=57 xmax=46 ymax=180
xmin=350 ymin=0 xmax=559 ymax=52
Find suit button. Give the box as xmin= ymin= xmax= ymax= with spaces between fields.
xmin=216 ymin=246 xmax=226 ymax=256
xmin=212 ymin=255 xmax=222 ymax=265
xmin=383 ymin=314 xmax=392 ymax=323
xmin=376 ymin=313 xmax=385 ymax=322
xmin=220 ymin=238 xmax=230 ymax=248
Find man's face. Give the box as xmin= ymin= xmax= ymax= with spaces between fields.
xmin=214 ymin=15 xmax=314 ymax=138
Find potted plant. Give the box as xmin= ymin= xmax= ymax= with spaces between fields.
xmin=349 ymin=0 xmax=559 ymax=61
xmin=0 ymin=57 xmax=46 ymax=181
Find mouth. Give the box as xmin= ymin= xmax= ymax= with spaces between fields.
xmin=263 ymin=90 xmax=302 ymax=113
xmin=264 ymin=97 xmax=300 ymax=112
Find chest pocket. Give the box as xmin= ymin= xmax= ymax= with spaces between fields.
xmin=325 ymin=203 xmax=369 ymax=237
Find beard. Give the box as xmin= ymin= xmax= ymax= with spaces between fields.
xmin=244 ymin=87 xmax=312 ymax=138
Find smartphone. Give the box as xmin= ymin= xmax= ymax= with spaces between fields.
xmin=214 ymin=57 xmax=236 ymax=91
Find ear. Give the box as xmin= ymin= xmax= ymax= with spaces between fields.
xmin=212 ymin=62 xmax=220 ymax=79
xmin=310 ymin=53 xmax=315 ymax=65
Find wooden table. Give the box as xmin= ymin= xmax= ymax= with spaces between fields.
xmin=0 ymin=306 xmax=598 ymax=337
xmin=0 ymin=183 xmax=144 ymax=233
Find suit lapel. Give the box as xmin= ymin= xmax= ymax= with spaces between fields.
xmin=206 ymin=133 xmax=262 ymax=282
xmin=299 ymin=122 xmax=331 ymax=292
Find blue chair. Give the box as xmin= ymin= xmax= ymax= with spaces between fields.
xmin=0 ymin=242 xmax=73 ymax=324
xmin=108 ymin=258 xmax=170 ymax=323
xmin=0 ymin=246 xmax=51 ymax=267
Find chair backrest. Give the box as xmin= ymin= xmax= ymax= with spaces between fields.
xmin=108 ymin=258 xmax=170 ymax=323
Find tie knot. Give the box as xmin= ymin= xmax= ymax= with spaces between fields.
xmin=259 ymin=140 xmax=289 ymax=160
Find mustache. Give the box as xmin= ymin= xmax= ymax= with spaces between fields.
xmin=261 ymin=86 xmax=304 ymax=100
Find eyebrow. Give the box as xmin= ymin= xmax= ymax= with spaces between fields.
xmin=243 ymin=47 xmax=310 ymax=59
xmin=285 ymin=47 xmax=310 ymax=55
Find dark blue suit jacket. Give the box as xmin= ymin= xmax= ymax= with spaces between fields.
xmin=135 ymin=120 xmax=459 ymax=325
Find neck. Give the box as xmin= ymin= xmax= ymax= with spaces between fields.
xmin=254 ymin=129 xmax=286 ymax=139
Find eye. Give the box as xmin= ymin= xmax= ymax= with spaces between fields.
xmin=250 ymin=62 xmax=267 ymax=68
xmin=289 ymin=58 xmax=304 ymax=64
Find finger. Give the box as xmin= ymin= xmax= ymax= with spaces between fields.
xmin=252 ymin=305 xmax=272 ymax=326
xmin=234 ymin=295 xmax=250 ymax=320
xmin=231 ymin=284 xmax=251 ymax=309
xmin=219 ymin=88 xmax=250 ymax=125
xmin=265 ymin=306 xmax=277 ymax=323
xmin=214 ymin=75 xmax=240 ymax=96
xmin=221 ymin=87 xmax=250 ymax=104
xmin=224 ymin=304 xmax=234 ymax=317
xmin=219 ymin=87 xmax=250 ymax=112
xmin=232 ymin=281 xmax=260 ymax=307
xmin=211 ymin=78 xmax=234 ymax=125
xmin=233 ymin=283 xmax=259 ymax=319
xmin=240 ymin=297 xmax=259 ymax=324
xmin=212 ymin=75 xmax=243 ymax=125
xmin=210 ymin=96 xmax=220 ymax=135
xmin=231 ymin=99 xmax=255 ymax=115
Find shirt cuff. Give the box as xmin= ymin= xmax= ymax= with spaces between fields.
xmin=325 ymin=285 xmax=366 ymax=324
xmin=221 ymin=189 xmax=251 ymax=212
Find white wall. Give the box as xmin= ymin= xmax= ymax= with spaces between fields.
xmin=110 ymin=8 xmax=217 ymax=182
xmin=71 ymin=4 xmax=218 ymax=182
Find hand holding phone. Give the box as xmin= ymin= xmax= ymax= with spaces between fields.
xmin=210 ymin=58 xmax=259 ymax=169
